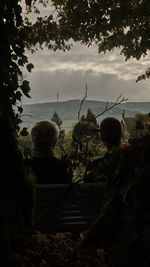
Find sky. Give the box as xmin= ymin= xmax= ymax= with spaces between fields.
xmin=22 ymin=3 xmax=150 ymax=104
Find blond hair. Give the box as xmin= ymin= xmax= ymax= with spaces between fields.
xmin=31 ymin=120 xmax=59 ymax=156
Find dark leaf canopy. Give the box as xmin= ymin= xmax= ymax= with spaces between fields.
xmin=27 ymin=0 xmax=150 ymax=61
xmin=24 ymin=0 xmax=150 ymax=80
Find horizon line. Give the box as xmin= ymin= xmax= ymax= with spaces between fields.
xmin=23 ymin=98 xmax=150 ymax=105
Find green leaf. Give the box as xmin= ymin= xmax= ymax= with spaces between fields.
xmin=20 ymin=80 xmax=31 ymax=98
xmin=18 ymin=55 xmax=28 ymax=66
xmin=15 ymin=91 xmax=22 ymax=101
xmin=17 ymin=105 xmax=23 ymax=114
xmin=25 ymin=0 xmax=32 ymax=7
xmin=18 ymin=58 xmax=24 ymax=66
xmin=20 ymin=127 xmax=28 ymax=136
xmin=26 ymin=63 xmax=34 ymax=72
xmin=12 ymin=54 xmax=18 ymax=61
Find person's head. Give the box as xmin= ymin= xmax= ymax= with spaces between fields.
xmin=31 ymin=120 xmax=59 ymax=156
xmin=100 ymin=117 xmax=122 ymax=150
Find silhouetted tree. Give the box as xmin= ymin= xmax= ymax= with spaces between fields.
xmin=129 ymin=113 xmax=150 ymax=139
xmin=51 ymin=111 xmax=65 ymax=142
xmin=0 ymin=1 xmax=35 ymax=264
xmin=81 ymin=108 xmax=99 ymax=128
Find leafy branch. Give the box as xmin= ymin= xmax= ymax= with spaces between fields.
xmin=136 ymin=67 xmax=150 ymax=82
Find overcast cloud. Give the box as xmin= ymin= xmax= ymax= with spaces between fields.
xmin=23 ymin=42 xmax=150 ymax=104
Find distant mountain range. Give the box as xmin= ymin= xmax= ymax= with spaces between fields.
xmin=21 ymin=99 xmax=150 ymax=131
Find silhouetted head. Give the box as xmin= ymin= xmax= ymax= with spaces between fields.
xmin=31 ymin=120 xmax=59 ymax=157
xmin=100 ymin=117 xmax=122 ymax=150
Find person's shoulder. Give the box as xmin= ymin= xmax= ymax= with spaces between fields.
xmin=49 ymin=156 xmax=70 ymax=175
xmin=50 ymin=156 xmax=66 ymax=165
xmin=50 ymin=156 xmax=71 ymax=183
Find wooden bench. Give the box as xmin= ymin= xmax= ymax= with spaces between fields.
xmin=35 ymin=183 xmax=103 ymax=233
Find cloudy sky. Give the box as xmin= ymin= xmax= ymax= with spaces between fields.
xmin=22 ymin=3 xmax=150 ymax=104
xmin=23 ymin=44 xmax=150 ymax=104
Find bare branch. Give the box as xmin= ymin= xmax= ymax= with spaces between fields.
xmin=95 ymin=95 xmax=128 ymax=120
xmin=105 ymin=100 xmax=108 ymax=111
xmin=78 ymin=84 xmax=88 ymax=121
xmin=58 ymin=94 xmax=128 ymax=183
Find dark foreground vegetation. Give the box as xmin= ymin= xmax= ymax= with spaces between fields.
xmin=81 ymin=133 xmax=150 ymax=267
xmin=22 ymin=232 xmax=108 ymax=267
xmin=1 ymin=132 xmax=150 ymax=267
xmin=22 ymin=132 xmax=150 ymax=267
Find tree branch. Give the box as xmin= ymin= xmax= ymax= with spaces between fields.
xmin=95 ymin=94 xmax=128 ymax=120
xmin=78 ymin=84 xmax=88 ymax=121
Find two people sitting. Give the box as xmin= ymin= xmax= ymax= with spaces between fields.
xmin=29 ymin=120 xmax=71 ymax=184
xmin=29 ymin=117 xmax=122 ymax=184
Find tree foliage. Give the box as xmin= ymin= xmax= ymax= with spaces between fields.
xmin=80 ymin=134 xmax=150 ymax=267
xmin=72 ymin=121 xmax=100 ymax=145
xmin=51 ymin=111 xmax=63 ymax=129
xmin=81 ymin=108 xmax=99 ymax=128
xmin=128 ymin=113 xmax=150 ymax=140
xmin=0 ymin=0 xmax=34 ymax=134
xmin=51 ymin=111 xmax=65 ymax=141
xmin=73 ymin=109 xmax=100 ymax=144
xmin=0 ymin=0 xmax=35 ymax=262
xmin=24 ymin=0 xmax=150 ymax=80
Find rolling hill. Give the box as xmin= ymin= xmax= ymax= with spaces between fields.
xmin=21 ymin=99 xmax=150 ymax=132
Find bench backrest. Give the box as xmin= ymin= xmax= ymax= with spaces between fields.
xmin=35 ymin=183 xmax=103 ymax=233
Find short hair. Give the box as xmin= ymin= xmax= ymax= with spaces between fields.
xmin=31 ymin=120 xmax=59 ymax=151
xmin=100 ymin=117 xmax=122 ymax=149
